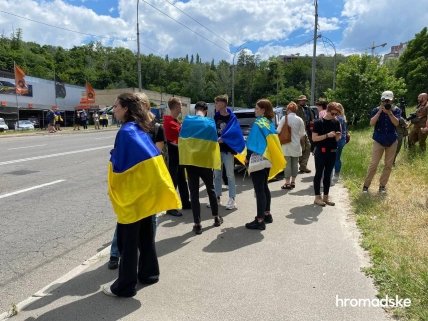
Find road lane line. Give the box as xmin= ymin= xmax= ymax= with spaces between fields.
xmin=0 ymin=180 xmax=66 ymax=199
xmin=0 ymin=145 xmax=112 ymax=166
xmin=8 ymin=144 xmax=47 ymax=150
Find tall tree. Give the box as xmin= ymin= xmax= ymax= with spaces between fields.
xmin=396 ymin=27 xmax=428 ymax=104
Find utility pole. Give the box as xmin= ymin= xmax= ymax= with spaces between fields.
xmin=310 ymin=0 xmax=318 ymax=106
xmin=137 ymin=0 xmax=142 ymax=91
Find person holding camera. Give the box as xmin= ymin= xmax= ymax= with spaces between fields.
xmin=362 ymin=91 xmax=401 ymax=194
xmin=408 ymin=93 xmax=428 ymax=152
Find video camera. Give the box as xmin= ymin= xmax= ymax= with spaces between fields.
xmin=406 ymin=112 xmax=417 ymax=122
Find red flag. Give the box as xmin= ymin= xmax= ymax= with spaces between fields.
xmin=14 ymin=65 xmax=29 ymax=95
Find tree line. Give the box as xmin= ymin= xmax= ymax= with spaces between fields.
xmin=1 ymin=27 xmax=427 ymax=124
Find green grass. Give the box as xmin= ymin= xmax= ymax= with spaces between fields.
xmin=341 ymin=129 xmax=428 ymax=320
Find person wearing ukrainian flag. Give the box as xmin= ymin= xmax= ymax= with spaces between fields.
xmin=103 ymin=93 xmax=181 ymax=298
xmin=178 ymin=101 xmax=223 ymax=235
xmin=245 ymin=99 xmax=286 ymax=230
xmin=213 ymin=94 xmax=246 ymax=210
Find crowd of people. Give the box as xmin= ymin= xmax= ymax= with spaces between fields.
xmin=102 ymin=90 xmax=428 ymax=298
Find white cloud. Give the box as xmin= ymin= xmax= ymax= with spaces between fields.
xmin=5 ymin=0 xmax=424 ymax=64
xmin=340 ymin=0 xmax=428 ymax=54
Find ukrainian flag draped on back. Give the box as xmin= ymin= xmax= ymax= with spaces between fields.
xmin=108 ymin=122 xmax=181 ymax=224
xmin=246 ymin=116 xmax=286 ymax=180
xmin=216 ymin=108 xmax=247 ymax=164
xmin=178 ymin=115 xmax=221 ymax=169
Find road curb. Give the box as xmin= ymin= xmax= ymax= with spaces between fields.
xmin=0 ymin=246 xmax=111 ymax=320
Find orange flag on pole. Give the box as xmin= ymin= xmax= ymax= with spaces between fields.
xmin=14 ymin=64 xmax=29 ymax=95
xmin=80 ymin=82 xmax=95 ymax=104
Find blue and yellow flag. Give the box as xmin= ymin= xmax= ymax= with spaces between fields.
xmin=246 ymin=116 xmax=286 ymax=180
xmin=108 ymin=122 xmax=181 ymax=224
xmin=216 ymin=108 xmax=247 ymax=164
xmin=178 ymin=115 xmax=221 ymax=170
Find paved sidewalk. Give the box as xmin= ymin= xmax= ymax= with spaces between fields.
xmin=2 ymin=160 xmax=390 ymax=321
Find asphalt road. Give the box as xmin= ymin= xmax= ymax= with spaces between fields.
xmin=0 ymin=130 xmax=118 ymax=312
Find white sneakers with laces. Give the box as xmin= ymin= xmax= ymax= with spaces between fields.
xmin=225 ymin=198 xmax=237 ymax=210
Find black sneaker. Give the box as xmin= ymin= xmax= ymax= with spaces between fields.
xmin=379 ymin=186 xmax=387 ymax=194
xmin=167 ymin=209 xmax=183 ymax=217
xmin=213 ymin=216 xmax=223 ymax=227
xmin=139 ymin=275 xmax=159 ymax=285
xmin=264 ymin=214 xmax=273 ymax=224
xmin=108 ymin=256 xmax=119 ymax=270
xmin=193 ymin=224 xmax=202 ymax=235
xmin=362 ymin=186 xmax=369 ymax=193
xmin=245 ymin=217 xmax=266 ymax=230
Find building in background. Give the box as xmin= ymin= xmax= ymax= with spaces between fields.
xmin=383 ymin=42 xmax=408 ymax=62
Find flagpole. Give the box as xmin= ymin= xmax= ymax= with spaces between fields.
xmin=14 ymin=61 xmax=20 ymax=130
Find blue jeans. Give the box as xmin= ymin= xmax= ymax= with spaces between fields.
xmin=214 ymin=152 xmax=236 ymax=199
xmin=110 ymin=215 xmax=158 ymax=258
xmin=334 ymin=140 xmax=346 ymax=174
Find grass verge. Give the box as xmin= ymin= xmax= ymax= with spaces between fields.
xmin=341 ymin=128 xmax=428 ymax=320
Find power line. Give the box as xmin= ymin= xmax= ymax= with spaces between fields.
xmin=0 ymin=9 xmax=161 ymax=54
xmin=161 ymin=0 xmax=231 ymax=47
xmin=140 ymin=0 xmax=230 ymax=54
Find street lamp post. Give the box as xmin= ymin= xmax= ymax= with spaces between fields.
xmin=232 ymin=41 xmax=250 ymax=108
xmin=137 ymin=0 xmax=142 ymax=91
xmin=320 ymin=35 xmax=337 ymax=90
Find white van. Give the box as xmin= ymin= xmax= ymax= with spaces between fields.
xmin=0 ymin=118 xmax=9 ymax=132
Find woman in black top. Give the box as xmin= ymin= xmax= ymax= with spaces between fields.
xmin=311 ymin=102 xmax=341 ymax=206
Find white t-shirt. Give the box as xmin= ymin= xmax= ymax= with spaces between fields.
xmin=277 ymin=113 xmax=306 ymax=157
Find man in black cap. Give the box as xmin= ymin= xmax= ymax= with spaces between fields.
xmin=295 ymin=95 xmax=313 ymax=173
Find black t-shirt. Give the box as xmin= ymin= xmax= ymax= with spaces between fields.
xmin=313 ymin=118 xmax=341 ymax=150
xmin=214 ymin=113 xmax=235 ymax=154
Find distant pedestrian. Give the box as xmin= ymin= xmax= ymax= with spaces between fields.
xmin=362 ymin=91 xmax=400 ymax=194
xmin=93 ymin=111 xmax=100 ymax=129
xmin=46 ymin=108 xmax=56 ymax=133
xmin=100 ymin=112 xmax=108 ymax=128
xmin=74 ymin=110 xmax=80 ymax=130
xmin=80 ymin=110 xmax=88 ymax=129
xmin=312 ymin=102 xmax=341 ymax=206
xmin=316 ymin=99 xmax=328 ymax=119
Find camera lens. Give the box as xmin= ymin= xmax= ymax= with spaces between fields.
xmin=384 ymin=103 xmax=392 ymax=110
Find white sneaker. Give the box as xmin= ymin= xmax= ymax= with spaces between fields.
xmin=102 ymin=283 xmax=117 ymax=297
xmin=225 ymin=198 xmax=236 ymax=210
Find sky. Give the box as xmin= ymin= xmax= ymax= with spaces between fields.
xmin=1 ymin=0 xmax=428 ymax=64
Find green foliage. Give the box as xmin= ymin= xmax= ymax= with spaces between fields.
xmin=327 ymin=55 xmax=406 ymax=124
xmin=0 ymin=30 xmax=406 ymax=110
xmin=396 ymin=27 xmax=428 ymax=104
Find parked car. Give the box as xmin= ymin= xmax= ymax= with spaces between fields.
xmin=0 ymin=118 xmax=9 ymax=132
xmin=233 ymin=107 xmax=283 ymax=140
xmin=14 ymin=120 xmax=35 ymax=130
xmin=27 ymin=117 xmax=40 ymax=128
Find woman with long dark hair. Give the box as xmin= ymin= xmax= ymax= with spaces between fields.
xmin=103 ymin=93 xmax=180 ymax=297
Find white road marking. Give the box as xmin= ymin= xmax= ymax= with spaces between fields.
xmin=7 ymin=144 xmax=47 ymax=150
xmin=0 ymin=145 xmax=112 ymax=166
xmin=0 ymin=180 xmax=66 ymax=199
